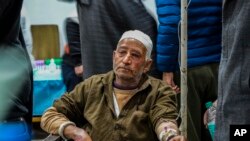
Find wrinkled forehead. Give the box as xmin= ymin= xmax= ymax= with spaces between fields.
xmin=118 ymin=30 xmax=153 ymax=59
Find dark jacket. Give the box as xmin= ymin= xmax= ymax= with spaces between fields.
xmin=0 ymin=0 xmax=33 ymax=129
xmin=42 ymin=71 xmax=178 ymax=141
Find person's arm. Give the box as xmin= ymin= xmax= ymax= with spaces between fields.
xmin=65 ymin=17 xmax=84 ymax=77
xmin=41 ymin=107 xmax=92 ymax=141
xmin=41 ymin=81 xmax=91 ymax=140
xmin=151 ymin=82 xmax=186 ymax=141
xmin=155 ymin=119 xmax=179 ymax=141
xmin=155 ymin=119 xmax=187 ymax=141
xmin=63 ymin=124 xmax=92 ymax=141
xmin=65 ymin=17 xmax=82 ymax=67
xmin=155 ymin=0 xmax=180 ymax=85
xmin=40 ymin=107 xmax=73 ymax=135
xmin=162 ymin=72 xmax=180 ymax=93
xmin=74 ymin=65 xmax=84 ymax=77
xmin=203 ymin=100 xmax=217 ymax=126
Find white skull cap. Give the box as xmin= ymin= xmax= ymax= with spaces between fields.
xmin=119 ymin=30 xmax=152 ymax=59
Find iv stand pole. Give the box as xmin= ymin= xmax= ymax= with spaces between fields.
xmin=180 ymin=0 xmax=188 ymax=138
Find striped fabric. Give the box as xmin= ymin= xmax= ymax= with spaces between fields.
xmin=76 ymin=0 xmax=158 ymax=79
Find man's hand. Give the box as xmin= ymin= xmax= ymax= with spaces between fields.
xmin=74 ymin=65 xmax=84 ymax=77
xmin=64 ymin=125 xmax=92 ymax=141
xmin=162 ymin=72 xmax=180 ymax=93
xmin=169 ymin=135 xmax=186 ymax=141
xmin=203 ymin=100 xmax=217 ymax=126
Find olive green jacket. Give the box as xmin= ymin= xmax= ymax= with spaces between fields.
xmin=41 ymin=71 xmax=177 ymax=141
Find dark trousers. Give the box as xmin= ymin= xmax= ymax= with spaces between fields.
xmin=61 ymin=63 xmax=83 ymax=92
xmin=175 ymin=63 xmax=218 ymax=141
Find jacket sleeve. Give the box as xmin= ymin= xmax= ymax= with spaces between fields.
xmin=156 ymin=0 xmax=180 ymax=72
xmin=40 ymin=107 xmax=71 ymax=134
xmin=149 ymin=82 xmax=178 ymax=129
xmin=41 ymin=82 xmax=87 ymax=134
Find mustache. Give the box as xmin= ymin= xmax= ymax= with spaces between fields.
xmin=117 ymin=66 xmax=132 ymax=71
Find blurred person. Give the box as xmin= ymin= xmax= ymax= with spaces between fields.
xmin=41 ymin=30 xmax=186 ymax=141
xmin=58 ymin=0 xmax=160 ymax=79
xmin=155 ymin=0 xmax=222 ymax=141
xmin=21 ymin=6 xmax=35 ymax=67
xmin=0 ymin=0 xmax=33 ymax=140
xmin=214 ymin=1 xmax=250 ymax=141
xmin=62 ymin=16 xmax=83 ymax=92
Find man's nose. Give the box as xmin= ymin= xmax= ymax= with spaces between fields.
xmin=122 ymin=54 xmax=132 ymax=64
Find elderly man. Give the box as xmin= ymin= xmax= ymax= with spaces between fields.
xmin=41 ymin=30 xmax=185 ymax=141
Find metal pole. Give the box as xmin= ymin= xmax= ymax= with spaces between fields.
xmin=180 ymin=0 xmax=188 ymax=138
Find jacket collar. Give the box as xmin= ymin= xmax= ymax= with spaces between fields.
xmin=101 ymin=71 xmax=151 ymax=92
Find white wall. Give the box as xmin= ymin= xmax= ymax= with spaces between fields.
xmin=23 ymin=0 xmax=77 ymax=56
xmin=23 ymin=0 xmax=158 ymax=56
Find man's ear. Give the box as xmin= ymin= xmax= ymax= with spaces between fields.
xmin=113 ymin=51 xmax=116 ymax=60
xmin=143 ymin=59 xmax=152 ymax=73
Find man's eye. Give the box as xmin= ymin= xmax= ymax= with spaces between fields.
xmin=118 ymin=51 xmax=126 ymax=55
xmin=131 ymin=53 xmax=140 ymax=58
